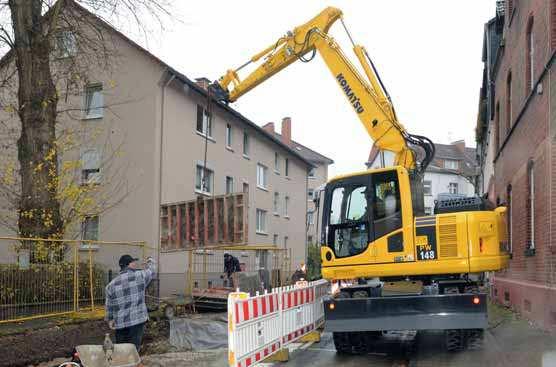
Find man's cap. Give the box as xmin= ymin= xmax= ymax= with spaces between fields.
xmin=119 ymin=254 xmax=138 ymax=268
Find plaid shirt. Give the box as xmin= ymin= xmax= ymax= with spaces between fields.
xmin=105 ymin=259 xmax=156 ymax=329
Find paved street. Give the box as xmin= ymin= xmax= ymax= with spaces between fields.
xmin=265 ymin=306 xmax=556 ymax=367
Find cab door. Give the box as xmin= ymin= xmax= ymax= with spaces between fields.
xmin=370 ymin=169 xmax=415 ymax=264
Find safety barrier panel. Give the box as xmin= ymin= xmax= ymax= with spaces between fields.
xmin=228 ymin=279 xmax=328 ymax=367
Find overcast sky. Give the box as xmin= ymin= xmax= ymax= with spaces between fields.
xmin=146 ymin=1 xmax=495 ymax=177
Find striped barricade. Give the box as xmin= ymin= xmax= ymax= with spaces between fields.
xmin=312 ymin=279 xmax=329 ymax=328
xmin=228 ymin=280 xmax=329 ymax=367
xmin=281 ymin=284 xmax=316 ymax=346
xmin=228 ymin=291 xmax=282 ymax=367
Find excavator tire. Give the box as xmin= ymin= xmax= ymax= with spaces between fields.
xmin=466 ymin=329 xmax=484 ymax=350
xmin=349 ymin=332 xmax=368 ymax=354
xmin=445 ymin=329 xmax=465 ymax=352
xmin=333 ymin=332 xmax=353 ymax=354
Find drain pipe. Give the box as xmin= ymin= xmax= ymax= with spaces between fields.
xmin=156 ymin=70 xmax=175 ymax=276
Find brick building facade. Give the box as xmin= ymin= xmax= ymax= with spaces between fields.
xmin=476 ymin=0 xmax=556 ymax=329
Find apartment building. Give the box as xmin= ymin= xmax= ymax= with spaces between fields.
xmin=367 ymin=140 xmax=477 ymax=214
xmin=0 ymin=3 xmax=328 ymax=276
xmin=476 ymin=0 xmax=556 ymax=329
xmin=262 ymin=121 xmax=333 ymax=245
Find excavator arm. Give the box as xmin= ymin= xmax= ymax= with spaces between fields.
xmin=211 ymin=7 xmax=434 ymax=172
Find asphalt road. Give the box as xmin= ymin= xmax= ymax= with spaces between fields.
xmin=265 ymin=327 xmax=556 ymax=367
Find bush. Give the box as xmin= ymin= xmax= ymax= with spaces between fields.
xmin=307 ymin=242 xmax=321 ymax=281
xmin=0 ymin=262 xmax=108 ymax=306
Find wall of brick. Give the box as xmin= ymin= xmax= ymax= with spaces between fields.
xmin=490 ymin=0 xmax=556 ymax=329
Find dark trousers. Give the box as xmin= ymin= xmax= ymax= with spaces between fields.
xmin=115 ymin=322 xmax=145 ymax=352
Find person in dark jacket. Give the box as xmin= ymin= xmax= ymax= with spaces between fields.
xmin=291 ymin=263 xmax=307 ymax=282
xmin=223 ymin=253 xmax=241 ymax=287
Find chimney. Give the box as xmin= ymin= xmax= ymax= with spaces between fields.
xmin=262 ymin=122 xmax=275 ymax=134
xmin=451 ymin=139 xmax=465 ymax=153
xmin=195 ymin=77 xmax=211 ymax=90
xmin=281 ymin=117 xmax=292 ymax=146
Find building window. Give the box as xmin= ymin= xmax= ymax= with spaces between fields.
xmin=81 ymin=215 xmax=99 ymax=249
xmin=257 ymin=164 xmax=268 ymax=189
xmin=527 ymin=160 xmax=535 ymax=251
xmin=56 ymin=30 xmax=77 ymax=58
xmin=226 ymin=176 xmax=234 ymax=194
xmin=495 ymin=102 xmax=500 ymax=152
xmin=423 ymin=180 xmax=432 ymax=196
xmin=196 ymin=105 xmax=212 ymax=137
xmin=84 ymin=84 xmax=103 ymax=119
xmin=506 ymin=71 xmax=512 ymax=132
xmin=274 ymin=152 xmax=280 ymax=173
xmin=444 ymin=160 xmax=458 ymax=170
xmin=424 ymin=207 xmax=433 ymax=215
xmin=243 ymin=131 xmax=250 ymax=156
xmin=273 ymin=234 xmax=278 ymax=245
xmin=226 ymin=123 xmax=232 ymax=148
xmin=307 ymin=211 xmax=314 ymax=225
xmin=308 ymin=189 xmax=314 ymax=201
xmin=448 ymin=182 xmax=458 ymax=194
xmin=80 ymin=149 xmax=101 ymax=184
xmin=273 ymin=192 xmax=279 ymax=214
xmin=285 ymin=158 xmax=289 ymax=177
xmin=308 ymin=167 xmax=316 ymax=178
xmin=195 ymin=165 xmax=213 ymax=194
xmin=243 ymin=182 xmax=249 ymax=194
xmin=307 ymin=235 xmax=313 ymax=244
xmin=507 ymin=184 xmax=513 ymax=253
xmin=284 ymin=196 xmax=290 ymax=217
xmin=284 ymin=236 xmax=288 ymax=249
xmin=256 ymin=209 xmax=267 ymax=233
xmin=526 ymin=17 xmax=534 ymax=92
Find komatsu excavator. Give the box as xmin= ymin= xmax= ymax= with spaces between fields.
xmin=211 ymin=7 xmax=509 ymax=353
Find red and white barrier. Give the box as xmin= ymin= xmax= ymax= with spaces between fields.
xmin=227 ymin=279 xmax=328 ymax=367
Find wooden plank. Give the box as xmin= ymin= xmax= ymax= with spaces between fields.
xmin=176 ymin=204 xmax=182 ymax=249
xmin=233 ymin=196 xmax=238 ymax=243
xmin=185 ymin=202 xmax=190 ymax=247
xmin=194 ymin=200 xmax=199 ymax=247
xmin=168 ymin=205 xmax=173 ymax=248
xmin=223 ymin=196 xmax=228 ymax=243
xmin=213 ymin=198 xmax=219 ymax=243
xmin=204 ymin=199 xmax=209 ymax=244
xmin=243 ymin=195 xmax=248 ymax=244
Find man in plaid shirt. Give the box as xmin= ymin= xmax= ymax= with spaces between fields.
xmin=105 ymin=254 xmax=156 ymax=352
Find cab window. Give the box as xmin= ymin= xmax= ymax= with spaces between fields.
xmin=372 ymin=171 xmax=402 ymax=239
xmin=326 ymin=181 xmax=370 ymax=258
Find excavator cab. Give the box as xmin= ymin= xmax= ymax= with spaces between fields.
xmin=320 ymin=166 xmax=416 ymax=280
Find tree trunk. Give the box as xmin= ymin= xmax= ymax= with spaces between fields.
xmin=9 ymin=0 xmax=63 ymax=239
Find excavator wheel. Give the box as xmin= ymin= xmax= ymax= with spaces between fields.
xmin=333 ymin=290 xmax=357 ymax=354
xmin=333 ymin=332 xmax=353 ymax=354
xmin=445 ymin=329 xmax=465 ymax=352
xmin=349 ymin=332 xmax=368 ymax=354
xmin=466 ymin=329 xmax=484 ymax=350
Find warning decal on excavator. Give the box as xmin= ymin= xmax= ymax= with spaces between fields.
xmin=415 ymin=226 xmax=437 ymax=261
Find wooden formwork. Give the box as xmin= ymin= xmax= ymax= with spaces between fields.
xmin=160 ymin=193 xmax=248 ymax=250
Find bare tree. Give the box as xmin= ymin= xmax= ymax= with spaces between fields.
xmin=0 ymin=0 xmax=171 ymax=240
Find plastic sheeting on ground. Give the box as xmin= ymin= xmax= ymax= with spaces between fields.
xmin=169 ymin=316 xmax=228 ymax=350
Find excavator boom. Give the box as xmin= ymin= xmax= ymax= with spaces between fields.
xmin=211 ymin=7 xmax=434 ymax=172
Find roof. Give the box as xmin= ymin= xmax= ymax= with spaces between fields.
xmin=366 ymin=142 xmax=478 ymax=177
xmin=0 ymin=0 xmax=316 ymax=169
xmin=166 ymin=68 xmax=315 ymax=167
xmin=269 ymin=131 xmax=333 ymax=165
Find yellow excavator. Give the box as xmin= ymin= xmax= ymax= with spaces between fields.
xmin=211 ymin=7 xmax=509 ymax=353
